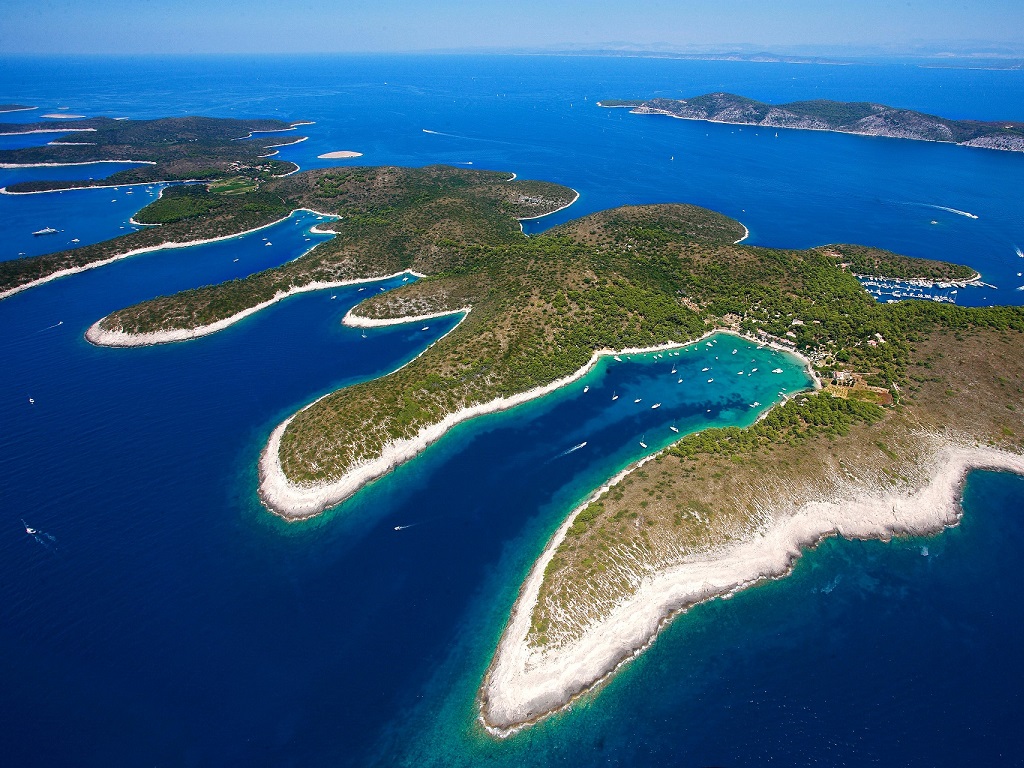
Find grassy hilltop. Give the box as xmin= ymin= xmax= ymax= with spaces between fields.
xmin=67 ymin=166 xmax=1023 ymax=520
xmin=7 ymin=152 xmax=1022 ymax=663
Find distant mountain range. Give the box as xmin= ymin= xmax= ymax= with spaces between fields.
xmin=600 ymin=92 xmax=1024 ymax=152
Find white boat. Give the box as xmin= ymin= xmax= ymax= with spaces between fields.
xmin=634 ymin=398 xmax=642 ymax=403
xmin=583 ymin=385 xmax=589 ymax=393
xmin=651 ymin=403 xmax=661 ymax=409
xmin=331 ymin=295 xmax=336 ymax=299
xmin=639 ymin=436 xmax=647 ymax=449
xmin=71 ymin=238 xmax=80 ymax=243
xmin=669 ymin=426 xmax=679 ymax=433
xmin=265 ymin=242 xmax=272 ymax=246
xmin=22 ymin=519 xmax=36 ymax=535
xmin=701 ymin=367 xmax=709 ymax=372
xmin=670 ymin=367 xmax=676 ymax=374
xmin=751 ymin=368 xmax=757 ymax=372
xmin=677 ymin=378 xmax=683 ymax=383
xmin=613 ymin=355 xmax=621 ymax=362
xmin=421 ymin=326 xmax=429 ymax=331
xmin=772 ymin=368 xmax=783 ymax=374
xmin=751 ymin=401 xmax=761 ymax=407
xmin=612 ymin=392 xmax=619 ymax=401
xmin=737 ymin=371 xmax=744 ymax=375
xmin=32 ymin=227 xmax=58 ymax=236
xmin=28 ymin=397 xmax=34 ymax=404
xmin=707 ymin=378 xmax=714 ymax=383
xmin=732 ymin=349 xmax=737 ymax=355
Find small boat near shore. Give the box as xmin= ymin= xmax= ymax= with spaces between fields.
xmin=32 ymin=227 xmax=58 ymax=236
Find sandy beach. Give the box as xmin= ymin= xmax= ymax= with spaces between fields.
xmin=479 ymin=440 xmax=1024 ymax=734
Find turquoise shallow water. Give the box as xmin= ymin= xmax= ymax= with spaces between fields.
xmin=0 ymin=55 xmax=1021 ymax=766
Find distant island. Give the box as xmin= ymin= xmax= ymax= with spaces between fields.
xmin=600 ymin=93 xmax=1024 ymax=152
xmin=0 ymin=115 xmax=307 ymax=192
xmin=4 ymin=115 xmax=1022 ymax=735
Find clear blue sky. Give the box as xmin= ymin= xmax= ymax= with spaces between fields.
xmin=1 ymin=0 xmax=1021 ymax=55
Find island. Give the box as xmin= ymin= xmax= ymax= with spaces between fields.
xmin=600 ymin=93 xmax=1024 ymax=152
xmin=0 ymin=115 xmax=307 ymax=193
xmin=5 ymin=150 xmax=1022 ymax=734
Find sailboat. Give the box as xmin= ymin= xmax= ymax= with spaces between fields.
xmin=634 ymin=398 xmax=642 ymax=403
xmin=583 ymin=385 xmax=589 ymax=393
xmin=611 ymin=392 xmax=619 ymax=401
xmin=670 ymin=366 xmax=676 ymax=374
xmin=669 ymin=425 xmax=679 ymax=433
xmin=22 ymin=519 xmax=37 ymax=535
xmin=651 ymin=403 xmax=661 ymax=409
xmin=639 ymin=435 xmax=647 ymax=449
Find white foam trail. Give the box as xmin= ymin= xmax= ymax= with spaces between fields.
xmin=921 ymin=204 xmax=979 ymax=219
xmin=556 ymin=441 xmax=588 ymax=458
xmin=36 ymin=320 xmax=63 ymax=332
xmin=1015 ymin=246 xmax=1023 ymax=259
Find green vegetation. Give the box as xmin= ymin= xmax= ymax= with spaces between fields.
xmin=622 ymin=93 xmax=1024 ymax=150
xmin=0 ymin=115 xmax=303 ymax=193
xmin=75 ymin=167 xmax=1022 ymax=513
xmin=7 ymin=145 xmax=1021 ymax=657
xmin=669 ymin=393 xmax=885 ymax=460
xmin=823 ymin=243 xmax=977 ymax=281
xmin=132 ymin=184 xmax=290 ymax=225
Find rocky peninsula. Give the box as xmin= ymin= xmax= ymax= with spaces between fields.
xmin=600 ymin=93 xmax=1024 ymax=152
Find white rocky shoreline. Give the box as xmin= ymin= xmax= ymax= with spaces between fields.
xmin=85 ymin=268 xmax=423 ymax=347
xmin=257 ymin=329 xmax=810 ymax=518
xmin=478 ymin=440 xmax=1024 ymax=735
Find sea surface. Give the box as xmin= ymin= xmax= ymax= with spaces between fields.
xmin=0 ymin=55 xmax=1022 ymax=766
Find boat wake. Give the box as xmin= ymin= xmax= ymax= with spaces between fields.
xmin=920 ymin=203 xmax=979 ymax=220
xmin=555 ymin=441 xmax=588 ymax=458
xmin=22 ymin=520 xmax=56 ymax=550
xmin=36 ymin=320 xmax=63 ymax=332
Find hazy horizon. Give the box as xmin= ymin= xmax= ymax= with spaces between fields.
xmin=1 ymin=0 xmax=1022 ymax=57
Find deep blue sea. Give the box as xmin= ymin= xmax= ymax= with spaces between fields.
xmin=1 ymin=55 xmax=1022 ymax=766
